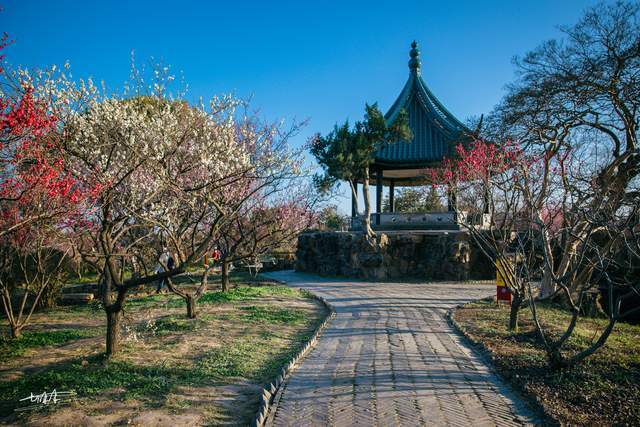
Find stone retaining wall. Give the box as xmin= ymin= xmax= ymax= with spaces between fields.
xmin=296 ymin=231 xmax=494 ymax=281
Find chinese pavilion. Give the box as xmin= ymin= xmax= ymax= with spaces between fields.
xmin=352 ymin=41 xmax=474 ymax=228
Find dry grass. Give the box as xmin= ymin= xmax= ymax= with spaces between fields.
xmin=453 ymin=299 xmax=640 ymax=426
xmin=0 ymin=279 xmax=327 ymax=426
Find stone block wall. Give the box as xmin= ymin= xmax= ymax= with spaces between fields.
xmin=296 ymin=231 xmax=494 ymax=281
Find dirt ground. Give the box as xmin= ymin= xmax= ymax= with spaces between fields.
xmin=0 ymin=282 xmax=327 ymax=426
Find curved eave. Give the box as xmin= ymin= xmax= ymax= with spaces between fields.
xmin=384 ymin=72 xmax=416 ymax=123
xmin=375 ymin=70 xmax=473 ymax=166
xmin=354 ymin=161 xmax=446 ymax=186
xmin=384 ymin=71 xmax=470 ymax=135
xmin=415 ymin=74 xmax=470 ymax=134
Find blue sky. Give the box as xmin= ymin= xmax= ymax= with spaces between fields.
xmin=2 ymin=0 xmax=600 ymax=213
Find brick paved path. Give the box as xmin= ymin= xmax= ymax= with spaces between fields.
xmin=264 ymin=271 xmax=538 ymax=427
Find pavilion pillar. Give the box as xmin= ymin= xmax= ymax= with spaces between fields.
xmin=389 ymin=180 xmax=395 ymax=213
xmin=351 ymin=182 xmax=358 ymax=217
xmin=375 ymin=166 xmax=383 ymax=225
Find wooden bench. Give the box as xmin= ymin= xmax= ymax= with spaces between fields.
xmin=59 ymin=293 xmax=94 ymax=305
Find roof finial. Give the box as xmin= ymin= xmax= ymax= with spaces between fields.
xmin=408 ymin=40 xmax=421 ymax=74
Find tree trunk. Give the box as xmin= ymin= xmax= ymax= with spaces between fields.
xmin=361 ymin=168 xmax=375 ymax=239
xmin=537 ymin=215 xmax=558 ymax=299
xmin=540 ymin=265 xmax=556 ymax=299
xmin=221 ymin=260 xmax=230 ymax=292
xmin=508 ymin=295 xmax=522 ymax=332
xmin=556 ymin=235 xmax=581 ymax=292
xmin=186 ymin=295 xmax=197 ymax=319
xmin=106 ymin=309 xmax=122 ymax=357
xmin=349 ymin=180 xmax=359 ymax=218
xmin=10 ymin=325 xmax=22 ymax=339
xmin=548 ymin=347 xmax=567 ymax=370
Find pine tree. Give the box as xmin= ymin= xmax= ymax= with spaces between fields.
xmin=311 ymin=104 xmax=411 ymax=238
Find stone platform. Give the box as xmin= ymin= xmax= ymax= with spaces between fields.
xmin=296 ymin=231 xmax=494 ymax=281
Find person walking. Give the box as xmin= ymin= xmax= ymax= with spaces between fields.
xmin=156 ymin=249 xmax=175 ymax=293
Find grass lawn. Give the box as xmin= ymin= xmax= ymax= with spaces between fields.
xmin=0 ymin=276 xmax=327 ymax=426
xmin=64 ymin=268 xmax=266 ymax=287
xmin=453 ymin=299 xmax=640 ymax=426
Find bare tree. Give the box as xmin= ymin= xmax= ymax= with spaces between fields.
xmin=450 ymin=1 xmax=640 ymax=367
xmin=0 ymin=233 xmax=70 ymax=338
xmin=499 ymin=0 xmax=639 ymax=299
xmin=429 ymin=139 xmax=535 ymax=331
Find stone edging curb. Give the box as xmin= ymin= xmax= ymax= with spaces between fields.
xmin=446 ymin=302 xmax=553 ymax=425
xmin=251 ymin=286 xmax=336 ymax=427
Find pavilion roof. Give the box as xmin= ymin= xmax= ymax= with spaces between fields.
xmin=374 ymin=42 xmax=472 ymax=169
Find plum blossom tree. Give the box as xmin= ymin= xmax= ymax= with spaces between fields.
xmin=0 ymin=39 xmax=97 ymax=338
xmin=501 ymin=1 xmax=639 ymax=301
xmin=0 ymin=227 xmax=74 ymax=338
xmin=158 ymin=114 xmax=313 ymax=315
xmin=0 ymin=81 xmax=73 ymax=238
xmin=438 ymin=131 xmax=640 ymax=368
xmin=57 ymin=80 xmax=251 ymax=355
xmin=427 ymin=139 xmax=530 ymax=331
xmin=215 ymin=192 xmax=317 ymax=292
xmin=204 ymin=117 xmax=317 ymax=292
xmin=492 ymin=1 xmax=639 ymax=368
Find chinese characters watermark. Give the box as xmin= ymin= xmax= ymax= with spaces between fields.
xmin=15 ymin=390 xmax=76 ymax=412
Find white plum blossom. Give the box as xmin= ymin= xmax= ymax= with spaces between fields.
xmin=63 ymin=95 xmax=251 ymax=229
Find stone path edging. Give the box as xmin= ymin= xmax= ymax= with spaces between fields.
xmin=251 ymin=288 xmax=336 ymax=427
xmin=446 ymin=302 xmax=550 ymax=424
xmin=261 ymin=272 xmax=539 ymax=426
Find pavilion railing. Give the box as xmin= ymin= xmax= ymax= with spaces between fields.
xmin=349 ymin=211 xmax=491 ymax=231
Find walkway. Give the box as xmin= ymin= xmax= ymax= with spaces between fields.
xmin=263 ymin=271 xmax=538 ymax=427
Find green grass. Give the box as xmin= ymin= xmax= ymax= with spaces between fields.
xmin=239 ymin=305 xmax=307 ymax=324
xmin=458 ymin=299 xmax=640 ymax=366
xmin=207 ymin=270 xmax=271 ymax=284
xmin=0 ymin=356 xmax=187 ymax=415
xmin=0 ymin=312 xmax=320 ymax=415
xmin=68 ymin=273 xmax=100 ymax=285
xmin=197 ymin=285 xmax=298 ymax=305
xmin=0 ymin=327 xmax=319 ymax=417
xmin=196 ymin=343 xmax=256 ymax=378
xmin=0 ymin=329 xmax=99 ymax=362
xmin=0 ymin=283 xmax=327 ymax=421
xmin=255 ymin=329 xmax=316 ymax=381
xmin=194 ymin=327 xmax=316 ymax=382
xmin=153 ymin=316 xmax=205 ymax=333
xmin=123 ymin=285 xmax=299 ymax=310
xmin=127 ymin=293 xmax=177 ymax=309
xmin=453 ymin=299 xmax=640 ymax=425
